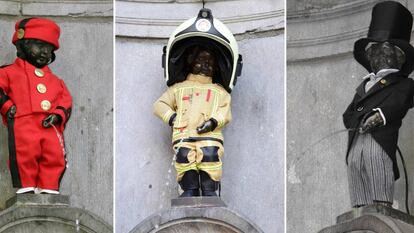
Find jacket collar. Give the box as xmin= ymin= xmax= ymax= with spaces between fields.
xmin=186 ymin=73 xmax=213 ymax=84
xmin=362 ymin=69 xmax=399 ymax=81
xmin=15 ymin=58 xmax=51 ymax=73
xmin=355 ymin=72 xmax=405 ymax=102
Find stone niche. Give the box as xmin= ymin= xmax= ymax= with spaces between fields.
xmin=0 ymin=194 xmax=112 ymax=233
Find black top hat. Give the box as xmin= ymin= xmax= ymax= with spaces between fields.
xmin=354 ymin=1 xmax=414 ymax=75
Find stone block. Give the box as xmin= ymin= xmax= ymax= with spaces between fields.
xmin=21 ymin=0 xmax=113 ymax=17
xmin=171 ymin=196 xmax=226 ymax=208
xmin=116 ymin=0 xmax=283 ymax=38
xmin=6 ymin=194 xmax=70 ymax=208
xmin=0 ymin=0 xmax=20 ymax=15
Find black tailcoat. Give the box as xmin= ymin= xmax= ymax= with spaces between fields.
xmin=343 ymin=72 xmax=414 ymax=179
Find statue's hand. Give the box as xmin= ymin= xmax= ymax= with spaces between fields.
xmin=197 ymin=119 xmax=217 ymax=134
xmin=42 ymin=114 xmax=62 ymax=128
xmin=7 ymin=105 xmax=16 ymax=119
xmin=359 ymin=111 xmax=383 ymax=134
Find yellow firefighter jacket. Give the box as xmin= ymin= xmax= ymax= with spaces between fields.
xmin=154 ymin=73 xmax=232 ymax=144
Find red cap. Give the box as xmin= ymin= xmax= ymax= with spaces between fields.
xmin=12 ymin=18 xmax=60 ymax=50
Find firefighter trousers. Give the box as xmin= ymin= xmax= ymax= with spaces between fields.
xmin=174 ymin=140 xmax=223 ymax=182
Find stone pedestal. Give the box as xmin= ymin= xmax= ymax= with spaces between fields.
xmin=318 ymin=204 xmax=414 ymax=233
xmin=5 ymin=194 xmax=70 ymax=208
xmin=171 ymin=196 xmax=226 ymax=208
xmin=0 ymin=194 xmax=112 ymax=233
xmin=130 ymin=197 xmax=263 ymax=233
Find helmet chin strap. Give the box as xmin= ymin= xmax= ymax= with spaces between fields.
xmin=48 ymin=52 xmax=56 ymax=65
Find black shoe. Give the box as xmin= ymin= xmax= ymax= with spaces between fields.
xmin=17 ymin=191 xmax=35 ymax=194
xmin=179 ymin=170 xmax=200 ymax=197
xmin=200 ymin=171 xmax=219 ymax=196
xmin=180 ymin=189 xmax=200 ymax=197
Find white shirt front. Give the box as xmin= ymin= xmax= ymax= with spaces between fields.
xmin=360 ymin=69 xmax=399 ymax=126
xmin=362 ymin=68 xmax=399 ymax=92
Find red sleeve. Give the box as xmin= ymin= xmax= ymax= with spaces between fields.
xmin=51 ymin=79 xmax=72 ymax=131
xmin=0 ymin=68 xmax=13 ymax=117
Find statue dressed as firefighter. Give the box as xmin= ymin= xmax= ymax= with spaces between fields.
xmin=343 ymin=1 xmax=414 ymax=208
xmin=154 ymin=8 xmax=242 ymax=197
xmin=0 ymin=18 xmax=72 ymax=194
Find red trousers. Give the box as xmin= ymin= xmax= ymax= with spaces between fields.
xmin=9 ymin=114 xmax=66 ymax=190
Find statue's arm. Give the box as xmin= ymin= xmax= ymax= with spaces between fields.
xmin=50 ymin=79 xmax=73 ymax=130
xmin=375 ymin=79 xmax=414 ymax=124
xmin=153 ymin=88 xmax=177 ymax=126
xmin=0 ymin=69 xmax=14 ymax=117
xmin=210 ymin=91 xmax=231 ymax=129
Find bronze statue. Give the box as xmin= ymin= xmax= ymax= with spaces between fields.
xmin=154 ymin=8 xmax=242 ymax=197
xmin=0 ymin=18 xmax=72 ymax=194
xmin=343 ymin=1 xmax=414 ymax=208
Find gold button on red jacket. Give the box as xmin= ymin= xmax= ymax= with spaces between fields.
xmin=0 ymin=58 xmax=72 ymax=131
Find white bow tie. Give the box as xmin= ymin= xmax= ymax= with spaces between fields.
xmin=362 ymin=69 xmax=399 ymax=81
xmin=362 ymin=69 xmax=399 ymax=92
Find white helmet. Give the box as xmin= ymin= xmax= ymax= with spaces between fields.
xmin=162 ymin=8 xmax=243 ymax=93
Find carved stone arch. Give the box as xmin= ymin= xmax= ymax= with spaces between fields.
xmin=130 ymin=206 xmax=264 ymax=233
xmin=319 ymin=214 xmax=414 ymax=233
xmin=0 ymin=196 xmax=112 ymax=233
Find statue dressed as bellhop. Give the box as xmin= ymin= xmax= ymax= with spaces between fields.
xmin=343 ymin=1 xmax=414 ymax=208
xmin=0 ymin=18 xmax=72 ymax=195
xmin=154 ymin=8 xmax=243 ymax=197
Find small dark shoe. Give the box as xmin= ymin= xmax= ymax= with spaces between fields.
xmin=200 ymin=171 xmax=219 ymax=197
xmin=201 ymin=190 xmax=217 ymax=196
xmin=180 ymin=189 xmax=200 ymax=197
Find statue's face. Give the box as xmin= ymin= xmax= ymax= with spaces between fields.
xmin=21 ymin=39 xmax=55 ymax=68
xmin=365 ymin=41 xmax=405 ymax=73
xmin=191 ymin=50 xmax=217 ymax=77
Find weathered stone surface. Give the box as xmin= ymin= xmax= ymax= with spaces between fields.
xmin=116 ymin=0 xmax=283 ymax=38
xmin=22 ymin=1 xmax=113 ymax=17
xmin=287 ymin=1 xmax=414 ymax=233
xmin=6 ymin=194 xmax=69 ymax=208
xmin=130 ymin=205 xmax=263 ymax=233
xmin=0 ymin=195 xmax=112 ymax=233
xmin=318 ymin=205 xmax=414 ymax=233
xmin=0 ymin=0 xmax=112 ymax=17
xmin=0 ymin=1 xmax=20 ymax=15
xmin=171 ymin=196 xmax=226 ymax=208
xmin=336 ymin=204 xmax=414 ymax=225
xmin=287 ymin=0 xmax=383 ymax=61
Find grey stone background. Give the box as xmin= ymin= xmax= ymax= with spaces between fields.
xmin=115 ymin=0 xmax=284 ymax=233
xmin=0 ymin=0 xmax=113 ymax=225
xmin=287 ymin=0 xmax=414 ymax=232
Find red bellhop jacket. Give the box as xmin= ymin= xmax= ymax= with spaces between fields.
xmin=0 ymin=58 xmax=72 ymax=130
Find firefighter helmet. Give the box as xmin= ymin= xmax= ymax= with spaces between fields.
xmin=162 ymin=8 xmax=243 ymax=93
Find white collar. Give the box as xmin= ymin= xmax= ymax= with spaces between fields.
xmin=362 ymin=69 xmax=399 ymax=80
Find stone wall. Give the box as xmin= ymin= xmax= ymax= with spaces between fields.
xmin=287 ymin=0 xmax=414 ymax=232
xmin=0 ymin=0 xmax=113 ymax=225
xmin=115 ymin=0 xmax=284 ymax=232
